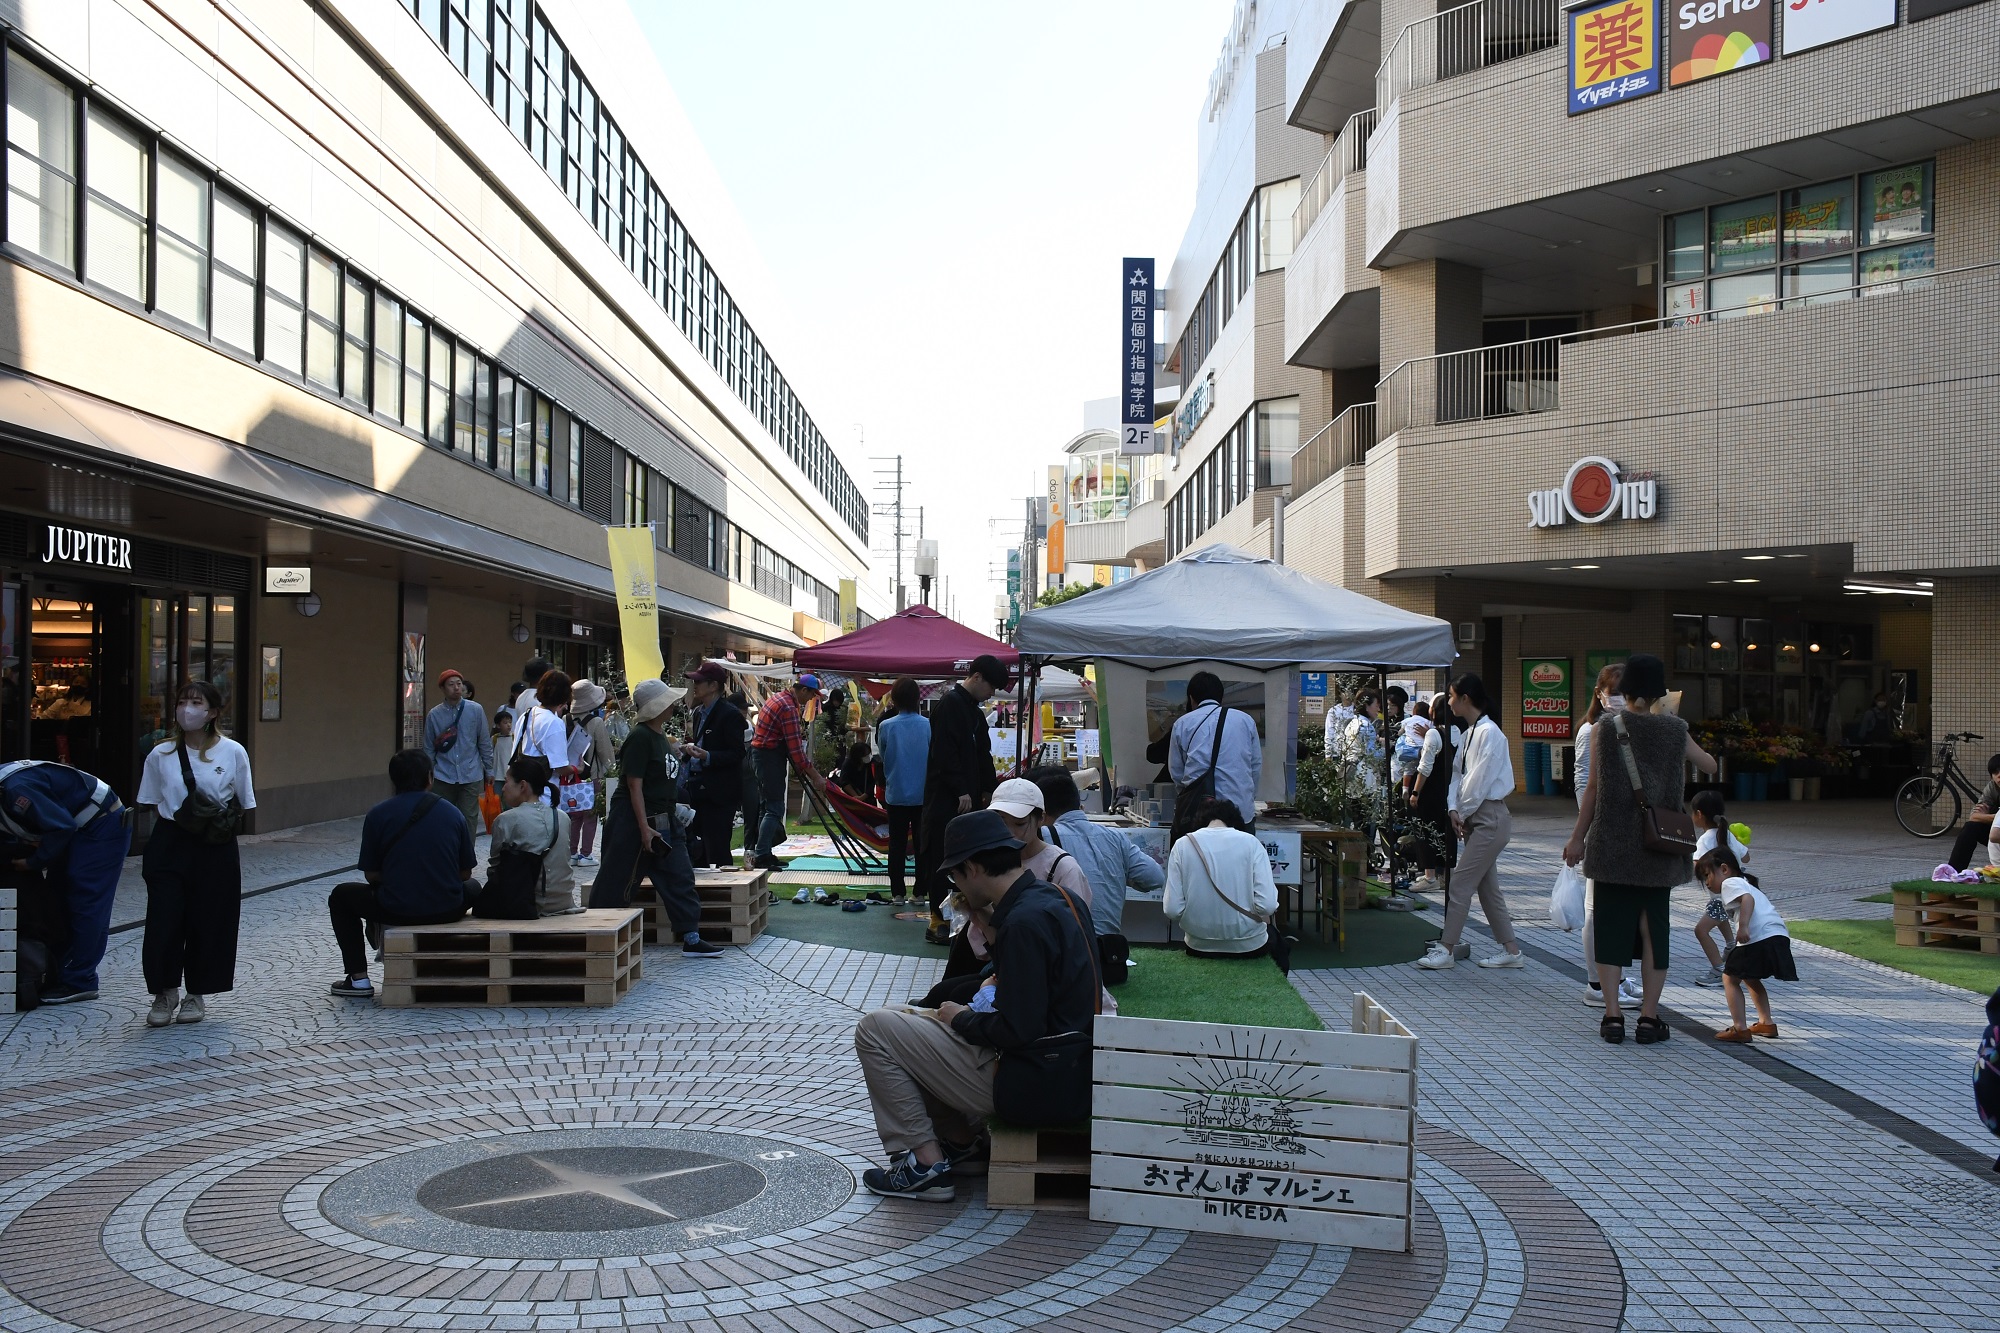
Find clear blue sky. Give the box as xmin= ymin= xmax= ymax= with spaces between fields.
xmin=635 ymin=1 xmax=1229 ymax=622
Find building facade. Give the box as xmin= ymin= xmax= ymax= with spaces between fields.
xmin=0 ymin=0 xmax=874 ymax=833
xmin=1268 ymin=0 xmax=2000 ymax=776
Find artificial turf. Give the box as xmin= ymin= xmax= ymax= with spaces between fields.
xmin=1890 ymin=878 xmax=2000 ymax=900
xmin=1789 ymin=918 xmax=2000 ymax=995
xmin=1115 ymin=947 xmax=1324 ymax=1030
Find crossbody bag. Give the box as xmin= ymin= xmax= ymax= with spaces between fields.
xmin=1187 ymin=834 xmax=1290 ymax=973
xmin=174 ymin=741 xmax=244 ymax=845
xmin=1608 ymin=714 xmax=1699 ymax=855
xmin=1170 ymin=705 xmax=1230 ymax=844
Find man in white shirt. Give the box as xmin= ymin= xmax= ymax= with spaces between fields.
xmin=1168 ymin=673 xmax=1262 ymax=828
xmin=1417 ymin=674 xmax=1525 ymax=971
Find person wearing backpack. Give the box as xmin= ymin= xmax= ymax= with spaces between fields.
xmin=486 ymin=753 xmax=577 ymax=916
xmin=422 ymin=668 xmax=492 ymax=846
xmin=136 ymin=680 xmax=254 ymax=1027
xmin=326 ymin=750 xmax=476 ymax=998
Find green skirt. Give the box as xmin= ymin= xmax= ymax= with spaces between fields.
xmin=1593 ymin=881 xmax=1671 ymax=969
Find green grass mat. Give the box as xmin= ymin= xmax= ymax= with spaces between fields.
xmin=1287 ymin=906 xmax=1442 ymax=970
xmin=1890 ymin=878 xmax=2000 ymax=901
xmin=1117 ymin=947 xmax=1323 ymax=1030
xmin=1860 ymin=892 xmax=1893 ymax=904
xmin=758 ymin=896 xmax=941 ymax=958
xmin=1790 ymin=918 xmax=2000 ymax=995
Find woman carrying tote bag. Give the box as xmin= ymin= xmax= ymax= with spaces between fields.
xmin=1563 ymin=653 xmax=1717 ymax=1045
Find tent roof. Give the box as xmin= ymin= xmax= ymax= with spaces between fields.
xmin=794 ymin=604 xmax=1020 ymax=679
xmin=1013 ymin=545 xmax=1458 ymax=670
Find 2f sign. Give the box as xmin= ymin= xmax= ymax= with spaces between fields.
xmin=1121 ymin=424 xmax=1156 ymax=456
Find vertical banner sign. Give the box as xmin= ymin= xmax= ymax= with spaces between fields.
xmin=1046 ymin=465 xmax=1067 ymax=581
xmin=1567 ymin=0 xmax=1661 ymax=113
xmin=1669 ymin=0 xmax=1771 ymax=85
xmin=1120 ymin=258 xmax=1157 ymax=455
xmin=606 ymin=526 xmax=667 ymax=685
xmin=1006 ymin=548 xmax=1021 ymax=627
xmin=1521 ymin=658 xmax=1573 ymax=739
xmin=839 ymin=578 xmax=858 ymax=635
xmin=1780 ymin=0 xmax=1895 ymax=54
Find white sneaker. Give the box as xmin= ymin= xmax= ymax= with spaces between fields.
xmin=1618 ymin=978 xmax=1644 ymax=1003
xmin=146 ymin=990 xmax=179 ymax=1027
xmin=1415 ymin=942 xmax=1456 ymax=970
xmin=1583 ymin=984 xmax=1606 ymax=1006
xmin=792 ymin=887 xmax=811 ymax=905
xmin=1477 ymin=950 xmax=1525 ymax=969
xmin=175 ymin=994 xmax=205 ymax=1024
xmin=575 ymin=854 xmax=597 ymax=866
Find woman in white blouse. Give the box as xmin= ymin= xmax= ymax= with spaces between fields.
xmin=1416 ymin=674 xmax=1524 ymax=971
xmin=136 ymin=680 xmax=256 ymax=1028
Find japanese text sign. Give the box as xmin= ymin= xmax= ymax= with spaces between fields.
xmin=1780 ymin=0 xmax=1895 ymax=54
xmin=1521 ymin=658 xmax=1573 ymax=740
xmin=1121 ymin=258 xmax=1157 ymax=454
xmin=1568 ymin=0 xmax=1661 ymax=113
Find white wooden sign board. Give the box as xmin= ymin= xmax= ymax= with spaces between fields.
xmin=1089 ymin=996 xmax=1417 ymax=1252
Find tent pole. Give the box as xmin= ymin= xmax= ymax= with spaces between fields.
xmin=1378 ymin=666 xmax=1396 ymax=896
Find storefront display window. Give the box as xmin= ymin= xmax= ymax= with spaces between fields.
xmin=1704 ymin=616 xmax=1739 ymax=671
xmin=1708 ymin=196 xmax=1778 ymax=273
xmin=1862 ymin=162 xmax=1933 ymax=245
xmin=1782 ymin=180 xmax=1853 ymax=261
xmin=1741 ymin=618 xmax=1773 ymax=672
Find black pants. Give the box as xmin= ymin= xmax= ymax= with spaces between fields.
xmin=1949 ymin=817 xmax=1993 ymax=871
xmin=918 ymin=796 xmax=957 ymax=915
xmin=885 ymin=803 xmax=921 ymax=899
xmin=141 ymin=819 xmax=242 ymax=995
xmin=689 ymin=797 xmax=737 ymax=869
xmin=328 ymin=882 xmax=466 ymax=977
xmin=591 ymin=808 xmax=701 ymax=938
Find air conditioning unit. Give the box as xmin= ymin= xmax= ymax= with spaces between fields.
xmin=1456 ymin=621 xmax=1483 ymax=650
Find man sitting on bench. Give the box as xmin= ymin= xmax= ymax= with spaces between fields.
xmin=852 ymin=809 xmax=1098 ymax=1201
xmin=328 ymin=749 xmax=476 ymax=998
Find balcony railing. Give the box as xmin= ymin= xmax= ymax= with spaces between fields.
xmin=1376 ymin=0 xmax=1562 ymax=109
xmin=1289 ymin=402 xmax=1377 ymax=495
xmin=1375 ymin=259 xmax=1981 ymax=442
xmin=1293 ymin=109 xmax=1378 ymax=242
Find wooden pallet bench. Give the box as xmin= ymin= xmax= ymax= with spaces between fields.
xmin=985 ymin=1120 xmax=1092 ymax=1211
xmin=1892 ymin=885 xmax=2000 ymax=954
xmin=379 ymin=909 xmax=643 ymax=1008
xmin=633 ymin=869 xmax=771 ymax=946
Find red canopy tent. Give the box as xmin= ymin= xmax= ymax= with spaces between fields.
xmin=793 ymin=604 xmax=1019 ymax=680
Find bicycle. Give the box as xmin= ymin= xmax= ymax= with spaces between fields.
xmin=1894 ymin=731 xmax=1987 ymax=838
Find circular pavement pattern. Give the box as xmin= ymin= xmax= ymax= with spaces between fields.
xmin=0 ymin=1023 xmax=1625 ymax=1331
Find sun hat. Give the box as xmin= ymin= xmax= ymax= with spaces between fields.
xmin=570 ymin=680 xmax=606 ymax=715
xmin=988 ymin=777 xmax=1045 ymax=819
xmin=937 ymin=809 xmax=1025 ymax=872
xmin=632 ymin=678 xmax=686 ymax=722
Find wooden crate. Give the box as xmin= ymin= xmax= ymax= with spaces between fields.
xmin=1892 ymin=888 xmax=2000 ymax=954
xmin=380 ymin=962 xmax=641 ymax=1009
xmin=695 ymin=868 xmax=772 ymax=901
xmin=382 ymin=909 xmax=642 ymax=958
xmin=383 ymin=936 xmax=640 ymax=982
xmin=987 ymin=1122 xmax=1092 ymax=1211
xmin=633 ymin=869 xmax=772 ymax=946
xmin=1089 ymin=993 xmax=1418 ymax=1253
xmin=379 ymin=909 xmax=643 ymax=1008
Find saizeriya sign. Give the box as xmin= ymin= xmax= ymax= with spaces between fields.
xmin=1527 ymin=456 xmax=1659 ymax=529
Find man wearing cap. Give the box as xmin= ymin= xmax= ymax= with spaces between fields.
xmin=0 ymin=758 xmax=131 ymax=1004
xmin=423 ymin=669 xmax=493 ymax=844
xmin=852 ymin=809 xmax=1099 ymax=1200
xmin=589 ymin=678 xmax=722 ymax=956
xmin=681 ymin=663 xmax=747 ymax=868
xmin=747 ymin=673 xmax=827 ymax=871
xmin=918 ymin=654 xmax=1009 ymax=944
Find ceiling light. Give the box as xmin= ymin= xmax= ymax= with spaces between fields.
xmin=1843 ymin=581 xmax=1933 ymax=597
xmin=1733 ymin=578 xmax=1760 ymax=583
xmin=1572 ymin=563 xmax=1599 ymax=570
xmin=1648 ymin=187 xmax=1665 ymax=194
xmin=1745 ymin=642 xmax=1758 ymax=650
xmin=1707 ymin=579 xmax=1729 ymax=585
xmin=1709 ymin=640 xmax=1723 ymax=649
xmin=1779 ymin=553 xmax=1808 ymax=559
xmin=1742 ymin=554 xmax=1776 ymax=561
xmin=1809 ymin=642 xmax=1821 ymax=652
xmin=1916 ymin=580 xmax=1934 ymax=588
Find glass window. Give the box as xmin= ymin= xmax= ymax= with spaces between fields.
xmin=1705 ymin=616 xmax=1739 ymax=672
xmin=1671 ymin=615 xmax=1704 ymax=671
xmin=512 ymin=380 xmax=533 ymax=483
xmin=427 ymin=328 xmax=450 ymax=445
xmin=1664 ymin=211 xmax=1704 ymax=282
xmin=1861 ymin=162 xmax=1933 ymax=246
xmin=155 ymin=150 xmax=208 ymax=327
xmin=1258 ymin=177 xmax=1300 ymax=271
xmin=1860 ymin=240 xmax=1935 ymax=295
xmin=1741 ymin=619 xmax=1774 ymax=672
xmin=548 ymin=405 xmax=570 ymax=500
xmin=474 ymin=356 xmax=494 ymax=464
xmin=1782 ymin=180 xmax=1853 ymax=261
xmin=534 ymin=395 xmax=552 ymax=490
xmin=1708 ymin=195 xmax=1777 ymax=274
xmin=1782 ymin=256 xmax=1853 ymax=309
xmin=401 ymin=310 xmax=425 ymax=431
xmin=493 ymin=369 xmax=515 ymax=473
xmin=1256 ymin=398 xmax=1299 ymax=488
xmin=1709 ymin=270 xmax=1775 ymax=320
xmin=566 ymin=417 xmax=581 ymax=501
xmin=452 ymin=341 xmax=476 ymax=455
xmin=6 ymin=53 xmax=76 ymax=271
xmin=211 ymin=189 xmax=257 ymax=354
xmin=264 ymin=222 xmax=307 ymax=376
xmin=1664 ymin=281 xmax=1706 ymax=326
xmin=372 ymin=292 xmax=402 ymax=418
xmin=84 ymin=108 xmax=148 ymax=302
xmin=341 ymin=272 xmax=369 ymax=404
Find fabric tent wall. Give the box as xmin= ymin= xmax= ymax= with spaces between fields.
xmin=1102 ymin=660 xmax=1297 ymax=801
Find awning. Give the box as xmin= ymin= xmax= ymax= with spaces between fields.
xmin=0 ymin=369 xmax=803 ymax=649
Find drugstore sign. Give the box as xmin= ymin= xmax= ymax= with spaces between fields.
xmin=1527 ymin=456 xmax=1659 ymax=528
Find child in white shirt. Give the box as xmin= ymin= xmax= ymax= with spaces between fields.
xmin=1690 ymin=789 xmax=1751 ymax=986
xmin=1394 ymin=701 xmax=1433 ymax=792
xmin=1695 ymin=844 xmax=1796 ymax=1043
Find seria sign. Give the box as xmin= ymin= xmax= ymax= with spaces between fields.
xmin=1527 ymin=456 xmax=1659 ymax=528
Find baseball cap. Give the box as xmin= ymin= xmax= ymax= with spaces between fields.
xmin=687 ymin=662 xmax=730 ymax=685
xmin=988 ymin=777 xmax=1045 ymax=819
xmin=937 ymin=809 xmax=1024 ymax=872
xmin=796 ymin=672 xmax=821 ymax=691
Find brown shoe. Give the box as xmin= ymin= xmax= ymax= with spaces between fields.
xmin=1747 ymin=1021 xmax=1779 ymax=1038
xmin=1714 ymin=1026 xmax=1754 ymax=1043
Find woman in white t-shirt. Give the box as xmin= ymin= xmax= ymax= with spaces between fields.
xmin=512 ymin=671 xmax=575 ymax=806
xmin=136 ymin=680 xmax=256 ymax=1029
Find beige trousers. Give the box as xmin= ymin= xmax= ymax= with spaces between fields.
xmin=854 ymin=1008 xmax=998 ymax=1156
xmin=1442 ymin=798 xmax=1519 ymax=950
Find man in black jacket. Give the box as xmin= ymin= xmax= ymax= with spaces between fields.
xmin=918 ymin=654 xmax=1008 ymax=944
xmin=854 ymin=810 xmax=1098 ymax=1201
xmin=680 ymin=663 xmax=747 ymax=868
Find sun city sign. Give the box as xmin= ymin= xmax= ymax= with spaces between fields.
xmin=1527 ymin=456 xmax=1659 ymax=529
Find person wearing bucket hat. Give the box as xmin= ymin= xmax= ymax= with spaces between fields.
xmin=587 ymin=678 xmax=721 ymax=956
xmin=681 ymin=663 xmax=747 ymax=869
xmin=422 ymin=667 xmax=493 ymax=844
xmin=851 ymin=809 xmax=1099 ymax=1201
xmin=563 ymin=681 xmax=616 ymax=867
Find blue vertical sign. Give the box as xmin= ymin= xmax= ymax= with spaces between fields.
xmin=1120 ymin=258 xmax=1156 ymax=455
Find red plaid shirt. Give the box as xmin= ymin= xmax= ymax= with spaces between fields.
xmin=750 ymin=689 xmax=814 ymax=772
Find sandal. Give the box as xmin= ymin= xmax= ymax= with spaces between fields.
xmin=1635 ymin=1015 xmax=1671 ymax=1044
xmin=1599 ymin=1014 xmax=1625 ymax=1044
xmin=1714 ymin=1026 xmax=1755 ymax=1043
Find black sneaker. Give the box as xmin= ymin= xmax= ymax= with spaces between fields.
xmin=924 ymin=924 xmax=952 ymax=946
xmin=862 ymin=1154 xmax=954 ymax=1201
xmin=943 ymin=1137 xmax=990 ymax=1177
xmin=752 ymin=854 xmax=785 ymax=871
xmin=682 ymin=938 xmax=725 ymax=957
xmin=38 ymin=982 xmax=98 ymax=1004
xmin=330 ymin=975 xmax=375 ymax=998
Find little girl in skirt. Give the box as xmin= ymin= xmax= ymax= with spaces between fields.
xmin=1695 ymin=843 xmax=1796 ymax=1042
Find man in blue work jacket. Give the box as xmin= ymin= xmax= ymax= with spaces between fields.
xmin=0 ymin=760 xmax=132 ymax=1004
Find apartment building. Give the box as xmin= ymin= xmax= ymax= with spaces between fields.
xmin=0 ymin=0 xmax=875 ymax=833
xmin=1276 ymin=0 xmax=2000 ymax=767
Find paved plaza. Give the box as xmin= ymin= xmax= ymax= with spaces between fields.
xmin=0 ymin=800 xmax=1994 ymax=1332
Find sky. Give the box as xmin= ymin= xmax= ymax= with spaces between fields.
xmin=633 ymin=1 xmax=1230 ymax=629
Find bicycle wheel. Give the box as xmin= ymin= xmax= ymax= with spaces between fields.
xmin=1894 ymin=775 xmax=1960 ymax=838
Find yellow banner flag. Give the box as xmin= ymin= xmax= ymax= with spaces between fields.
xmin=605 ymin=526 xmax=665 ymax=685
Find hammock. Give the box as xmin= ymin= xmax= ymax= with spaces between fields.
xmin=793 ymin=763 xmax=892 ymax=875
xmin=822 ymin=783 xmax=891 ymax=851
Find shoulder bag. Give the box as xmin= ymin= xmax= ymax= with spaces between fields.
xmin=473 ymin=807 xmax=558 ymax=920
xmin=992 ymin=884 xmax=1102 ymax=1127
xmin=434 ymin=701 xmax=467 ymax=755
xmin=1608 ymin=714 xmax=1699 ymax=855
xmin=1187 ymin=834 xmax=1291 ymax=973
xmin=1169 ymin=705 xmax=1230 ymax=845
xmin=174 ymin=741 xmax=244 ymax=844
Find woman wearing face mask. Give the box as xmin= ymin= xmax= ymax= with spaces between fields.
xmin=136 ymin=681 xmax=255 ymax=1028
xmin=1572 ymin=666 xmax=1639 ymax=1009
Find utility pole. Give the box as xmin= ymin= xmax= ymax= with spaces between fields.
xmin=870 ymin=452 xmax=908 ymax=610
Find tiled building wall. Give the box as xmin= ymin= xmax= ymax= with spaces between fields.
xmin=1930 ymin=579 xmax=2000 ymax=749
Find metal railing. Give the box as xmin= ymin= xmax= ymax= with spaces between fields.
xmin=1293 ymin=109 xmax=1378 ymax=242
xmin=1376 ymin=0 xmax=1562 ymax=109
xmin=1289 ymin=402 xmax=1377 ymax=496
xmin=1376 ymin=258 xmax=1982 ymax=442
